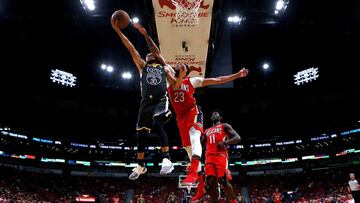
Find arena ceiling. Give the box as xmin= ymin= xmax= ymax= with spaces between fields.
xmin=0 ymin=0 xmax=359 ymax=144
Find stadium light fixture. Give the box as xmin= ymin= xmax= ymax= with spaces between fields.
xmin=122 ymin=72 xmax=132 ymax=79
xmin=80 ymin=0 xmax=95 ymax=11
xmin=262 ymin=63 xmax=270 ymax=70
xmin=274 ymin=0 xmax=289 ymax=15
xmin=132 ymin=17 xmax=139 ymax=23
xmin=276 ymin=0 xmax=285 ymax=10
xmin=227 ymin=16 xmax=242 ymax=24
xmin=50 ymin=69 xmax=77 ymax=87
xmin=106 ymin=66 xmax=113 ymax=73
xmin=294 ymin=67 xmax=319 ymax=86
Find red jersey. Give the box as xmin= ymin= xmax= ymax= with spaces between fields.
xmin=168 ymin=77 xmax=202 ymax=115
xmin=204 ymin=124 xmax=228 ymax=157
xmin=273 ymin=192 xmax=282 ymax=203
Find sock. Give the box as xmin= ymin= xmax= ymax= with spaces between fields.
xmin=190 ymin=158 xmax=200 ymax=173
xmin=138 ymin=159 xmax=145 ymax=167
xmin=162 ymin=151 xmax=170 ymax=160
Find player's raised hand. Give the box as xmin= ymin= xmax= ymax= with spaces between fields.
xmin=236 ymin=68 xmax=249 ymax=78
xmin=111 ymin=18 xmax=120 ymax=32
xmin=133 ymin=23 xmax=147 ymax=35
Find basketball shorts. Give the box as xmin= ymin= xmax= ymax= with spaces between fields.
xmin=205 ymin=154 xmax=229 ymax=178
xmin=136 ymin=95 xmax=172 ymax=131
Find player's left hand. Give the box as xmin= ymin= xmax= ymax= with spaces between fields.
xmin=133 ymin=23 xmax=147 ymax=35
xmin=217 ymin=141 xmax=227 ymax=149
xmin=237 ymin=68 xmax=249 ymax=78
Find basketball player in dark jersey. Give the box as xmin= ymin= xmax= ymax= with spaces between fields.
xmin=111 ymin=20 xmax=176 ymax=180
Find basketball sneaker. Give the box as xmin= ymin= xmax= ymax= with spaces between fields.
xmin=129 ymin=164 xmax=147 ymax=180
xmin=183 ymin=159 xmax=200 ymax=185
xmin=160 ymin=158 xmax=174 ymax=174
xmin=182 ymin=168 xmax=198 ymax=185
xmin=190 ymin=174 xmax=206 ymax=202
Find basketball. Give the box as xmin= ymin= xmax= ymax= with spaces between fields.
xmin=111 ymin=10 xmax=130 ymax=29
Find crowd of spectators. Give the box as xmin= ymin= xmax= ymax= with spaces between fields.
xmin=0 ymin=165 xmax=357 ymax=203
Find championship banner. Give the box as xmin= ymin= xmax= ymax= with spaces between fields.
xmin=152 ymin=0 xmax=214 ymax=77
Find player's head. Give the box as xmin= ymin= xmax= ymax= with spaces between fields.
xmin=175 ymin=64 xmax=190 ymax=79
xmin=350 ymin=173 xmax=355 ymax=180
xmin=145 ymin=53 xmax=156 ymax=63
xmin=211 ymin=110 xmax=223 ymax=122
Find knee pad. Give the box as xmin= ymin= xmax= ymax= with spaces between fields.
xmin=190 ymin=127 xmax=202 ymax=157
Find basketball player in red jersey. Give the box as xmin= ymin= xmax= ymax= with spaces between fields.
xmin=191 ymin=110 xmax=241 ymax=203
xmin=169 ymin=65 xmax=248 ymax=185
xmin=272 ymin=189 xmax=282 ymax=203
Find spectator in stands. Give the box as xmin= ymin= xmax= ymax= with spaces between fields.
xmin=236 ymin=193 xmax=245 ymax=203
xmin=272 ymin=188 xmax=282 ymax=203
xmin=137 ymin=194 xmax=145 ymax=203
xmin=167 ymin=192 xmax=177 ymax=203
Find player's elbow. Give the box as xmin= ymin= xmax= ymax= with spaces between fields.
xmin=235 ymin=135 xmax=241 ymax=144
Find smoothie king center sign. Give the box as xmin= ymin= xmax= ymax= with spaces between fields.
xmin=152 ymin=0 xmax=214 ymax=77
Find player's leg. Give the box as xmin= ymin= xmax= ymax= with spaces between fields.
xmin=206 ymin=175 xmax=219 ymax=203
xmin=153 ymin=96 xmax=173 ymax=174
xmin=190 ymin=172 xmax=206 ymax=202
xmin=129 ymin=100 xmax=151 ymax=180
xmin=183 ymin=107 xmax=203 ymax=184
xmin=219 ymin=175 xmax=237 ymax=203
xmin=192 ymin=107 xmax=203 ymax=173
xmin=191 ymin=161 xmax=216 ymax=202
xmin=179 ymin=114 xmax=192 ymax=160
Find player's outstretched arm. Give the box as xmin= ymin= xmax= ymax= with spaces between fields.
xmin=133 ymin=23 xmax=167 ymax=66
xmin=165 ymin=65 xmax=177 ymax=86
xmin=200 ymin=68 xmax=249 ymax=87
xmin=218 ymin=124 xmax=241 ymax=149
xmin=111 ymin=19 xmax=145 ymax=73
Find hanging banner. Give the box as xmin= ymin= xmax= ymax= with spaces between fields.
xmin=152 ymin=0 xmax=214 ymax=77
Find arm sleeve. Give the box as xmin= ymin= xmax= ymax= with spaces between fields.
xmin=189 ymin=77 xmax=204 ymax=88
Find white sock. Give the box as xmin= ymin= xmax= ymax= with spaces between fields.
xmin=190 ymin=127 xmax=202 ymax=172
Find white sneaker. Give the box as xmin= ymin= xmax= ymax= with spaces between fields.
xmin=160 ymin=158 xmax=174 ymax=174
xmin=129 ymin=165 xmax=147 ymax=180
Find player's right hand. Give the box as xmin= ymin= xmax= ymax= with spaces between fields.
xmin=237 ymin=68 xmax=249 ymax=78
xmin=217 ymin=141 xmax=228 ymax=150
xmin=133 ymin=23 xmax=147 ymax=35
